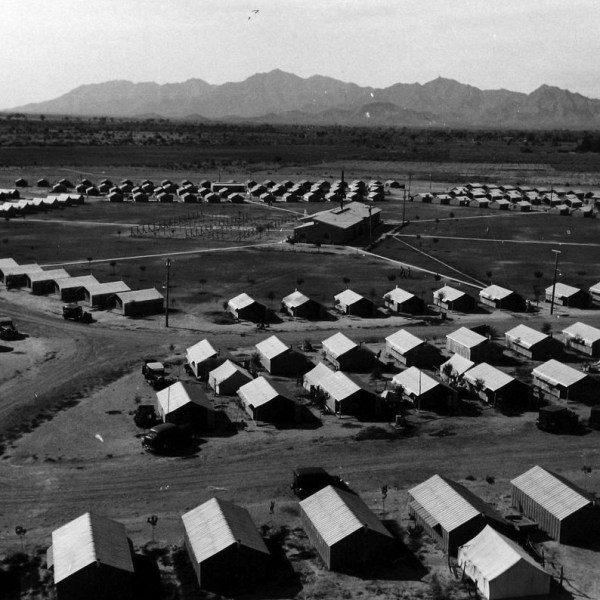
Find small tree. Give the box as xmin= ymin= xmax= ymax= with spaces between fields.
xmin=441 ymin=363 xmax=454 ymax=382
xmin=267 ymin=291 xmax=275 ymax=307
xmin=387 ymin=273 xmax=396 ymax=282
xmin=342 ymin=276 xmax=350 ymax=287
xmin=534 ymin=270 xmax=543 ymax=279
xmin=541 ymin=322 xmax=552 ymax=335
xmin=486 ymin=270 xmax=493 ymax=282
xmin=109 ymin=260 xmax=117 ymax=275
xmin=296 ymin=277 xmax=304 ymax=288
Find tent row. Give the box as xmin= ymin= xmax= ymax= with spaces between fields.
xmin=0 ymin=258 xmax=163 ymax=316
xmin=0 ymin=194 xmax=84 ymax=217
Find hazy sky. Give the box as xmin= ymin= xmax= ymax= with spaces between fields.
xmin=3 ymin=0 xmax=599 ymax=108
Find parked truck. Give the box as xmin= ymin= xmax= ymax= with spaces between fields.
xmin=62 ymin=303 xmax=92 ymax=323
xmin=537 ymin=405 xmax=580 ymax=434
xmin=0 ymin=315 xmax=19 ymax=341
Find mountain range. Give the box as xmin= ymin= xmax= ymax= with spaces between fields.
xmin=8 ymin=70 xmax=600 ymax=129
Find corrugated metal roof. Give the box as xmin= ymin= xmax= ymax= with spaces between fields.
xmin=505 ymin=324 xmax=549 ymax=349
xmin=408 ymin=475 xmax=500 ymax=532
xmin=532 ymin=359 xmax=587 ymax=388
xmin=182 ymin=498 xmax=269 ymax=565
xmin=334 ymin=289 xmax=365 ymax=307
xmin=510 ymin=465 xmax=593 ymax=520
xmin=256 ymin=335 xmax=289 ymax=360
xmin=156 ymin=381 xmax=211 ymax=415
xmin=115 ymin=288 xmax=163 ymax=303
xmin=435 ymin=285 xmax=466 ymax=303
xmin=322 ymin=332 xmax=358 ymax=359
xmin=282 ymin=290 xmax=311 ymax=308
xmin=51 ymin=512 xmax=133 ymax=584
xmin=463 ymin=363 xmax=514 ymax=393
xmin=384 ymin=287 xmax=416 ymax=304
xmin=27 ymin=269 xmax=70 ymax=283
xmin=562 ymin=322 xmax=600 ymax=345
xmin=228 ymin=292 xmax=256 ymax=311
xmin=56 ymin=275 xmax=99 ymax=290
xmin=479 ymin=285 xmax=513 ymax=301
xmin=85 ymin=281 xmax=131 ymax=295
xmin=392 ymin=367 xmax=440 ymax=396
xmin=319 ymin=371 xmax=362 ymax=401
xmin=304 ymin=362 xmax=334 ymax=388
xmin=545 ymin=283 xmax=581 ymax=299
xmin=300 ymin=485 xmax=392 ymax=547
xmin=386 ymin=329 xmax=424 ymax=354
xmin=208 ymin=360 xmax=250 ymax=385
xmin=187 ymin=339 xmax=218 ymax=365
xmin=447 ymin=327 xmax=488 ymax=349
xmin=440 ymin=354 xmax=474 ymax=377
xmin=458 ymin=525 xmax=548 ymax=582
xmin=238 ymin=376 xmax=288 ymax=408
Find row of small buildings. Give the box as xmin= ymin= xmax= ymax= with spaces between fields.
xmin=0 ymin=258 xmax=163 ymax=316
xmin=46 ymin=464 xmax=597 ymax=600
xmin=0 ymin=193 xmax=84 ymax=218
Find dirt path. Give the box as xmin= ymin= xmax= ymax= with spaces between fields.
xmin=394 ymin=233 xmax=600 ymax=248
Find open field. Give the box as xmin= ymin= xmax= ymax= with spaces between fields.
xmin=1 ymin=154 xmax=599 ymax=599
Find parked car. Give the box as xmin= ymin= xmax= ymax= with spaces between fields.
xmin=536 ymin=405 xmax=580 ymax=434
xmin=142 ymin=423 xmax=193 ymax=453
xmin=291 ymin=466 xmax=353 ymax=500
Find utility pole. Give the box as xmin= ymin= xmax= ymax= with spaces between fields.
xmin=550 ymin=249 xmax=561 ymax=316
xmin=402 ymin=173 xmax=412 ymax=226
xmin=165 ymin=258 xmax=171 ymax=328
xmin=368 ymin=204 xmax=373 ymax=246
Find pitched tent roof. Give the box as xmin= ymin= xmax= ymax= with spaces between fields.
xmin=463 ymin=363 xmax=514 ymax=392
xmin=386 ymin=329 xmax=424 ymax=354
xmin=228 ymin=292 xmax=256 ymax=311
xmin=300 ymin=485 xmax=392 ymax=547
xmin=186 ymin=339 xmax=218 ymax=365
xmin=238 ymin=376 xmax=289 ymax=408
xmin=256 ymin=335 xmax=289 ymax=360
xmin=545 ymin=282 xmax=581 ymax=299
xmin=182 ymin=497 xmax=269 ymax=565
xmin=51 ymin=512 xmax=134 ymax=584
xmin=322 ymin=332 xmax=358 ymax=359
xmin=458 ymin=525 xmax=548 ymax=583
xmin=115 ymin=288 xmax=164 ymax=303
xmin=510 ymin=465 xmax=594 ymax=520
xmin=208 ymin=360 xmax=250 ymax=384
xmin=334 ymin=289 xmax=365 ymax=306
xmin=590 ymin=282 xmax=600 ymax=295
xmin=409 ymin=475 xmax=501 ymax=533
xmin=532 ymin=359 xmax=587 ymax=388
xmin=304 ymin=362 xmax=334 ymax=388
xmin=156 ymin=382 xmax=211 ymax=416
xmin=392 ymin=367 xmax=440 ymax=396
xmin=479 ymin=285 xmax=514 ymax=301
xmin=435 ymin=285 xmax=467 ymax=303
xmin=505 ymin=324 xmax=549 ymax=348
xmin=385 ymin=287 xmax=416 ymax=304
xmin=447 ymin=327 xmax=488 ymax=349
xmin=440 ymin=354 xmax=475 ymax=377
xmin=2 ymin=264 xmax=43 ymax=277
xmin=282 ymin=290 xmax=311 ymax=308
xmin=562 ymin=322 xmax=600 ymax=345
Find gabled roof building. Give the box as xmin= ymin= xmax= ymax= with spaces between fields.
xmin=182 ymin=498 xmax=270 ymax=595
xmin=504 ymin=324 xmax=555 ymax=360
xmin=300 ymin=486 xmax=394 ymax=571
xmin=479 ymin=285 xmax=525 ymax=311
xmin=237 ymin=376 xmax=295 ymax=423
xmin=532 ymin=359 xmax=590 ymax=400
xmin=333 ymin=289 xmax=374 ymax=317
xmin=433 ymin=286 xmax=475 ymax=312
xmin=112 ymin=288 xmax=164 ymax=316
xmin=47 ymin=512 xmax=134 ymax=600
xmin=463 ymin=363 xmax=522 ymax=405
xmin=408 ymin=474 xmax=510 ymax=555
xmin=392 ymin=367 xmax=452 ymax=412
xmin=545 ymin=283 xmax=590 ymax=309
xmin=24 ymin=268 xmax=70 ymax=295
xmin=458 ymin=526 xmax=551 ymax=600
xmin=208 ymin=360 xmax=252 ymax=395
xmin=383 ymin=286 xmax=425 ymax=314
xmin=446 ymin=327 xmax=493 ymax=362
xmin=281 ymin=289 xmax=322 ymax=319
xmin=186 ymin=339 xmax=220 ymax=379
xmin=511 ymin=465 xmax=597 ymax=544
xmin=385 ymin=329 xmax=440 ymax=368
xmin=227 ymin=293 xmax=266 ymax=322
xmin=255 ymin=335 xmax=302 ymax=376
xmin=321 ymin=332 xmax=372 ymax=371
xmin=156 ymin=381 xmax=215 ymax=429
xmin=562 ymin=321 xmax=600 ymax=358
